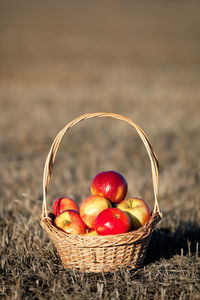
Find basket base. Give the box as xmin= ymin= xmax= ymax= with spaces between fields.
xmin=55 ymin=234 xmax=152 ymax=273
xmin=60 ymin=258 xmax=146 ymax=273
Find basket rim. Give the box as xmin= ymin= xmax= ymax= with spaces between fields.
xmin=41 ymin=210 xmax=162 ymax=248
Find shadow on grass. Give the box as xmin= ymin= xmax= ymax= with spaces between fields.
xmin=145 ymin=220 xmax=200 ymax=265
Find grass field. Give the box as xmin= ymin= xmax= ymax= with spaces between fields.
xmin=0 ymin=1 xmax=200 ymax=299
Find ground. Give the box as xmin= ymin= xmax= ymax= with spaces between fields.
xmin=0 ymin=1 xmax=200 ymax=299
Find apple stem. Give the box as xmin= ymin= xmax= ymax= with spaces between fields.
xmin=129 ymin=200 xmax=133 ymax=209
xmin=64 ymin=220 xmax=71 ymax=225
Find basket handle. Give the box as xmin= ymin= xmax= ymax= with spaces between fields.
xmin=42 ymin=112 xmax=160 ymax=219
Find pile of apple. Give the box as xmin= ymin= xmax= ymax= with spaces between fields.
xmin=52 ymin=171 xmax=151 ymax=236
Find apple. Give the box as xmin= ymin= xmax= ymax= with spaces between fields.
xmin=95 ymin=207 xmax=131 ymax=235
xmin=91 ymin=170 xmax=127 ymax=203
xmin=85 ymin=229 xmax=98 ymax=236
xmin=54 ymin=209 xmax=87 ymax=234
xmin=117 ymin=197 xmax=151 ymax=230
xmin=80 ymin=195 xmax=112 ymax=229
xmin=52 ymin=197 xmax=79 ymax=216
xmin=80 ymin=229 xmax=98 ymax=236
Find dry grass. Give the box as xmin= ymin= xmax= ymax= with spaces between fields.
xmin=0 ymin=1 xmax=200 ymax=299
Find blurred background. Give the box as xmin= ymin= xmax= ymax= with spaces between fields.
xmin=0 ymin=0 xmax=200 ymax=216
xmin=1 ymin=2 xmax=200 ymax=297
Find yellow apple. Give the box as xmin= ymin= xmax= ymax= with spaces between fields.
xmin=117 ymin=197 xmax=151 ymax=230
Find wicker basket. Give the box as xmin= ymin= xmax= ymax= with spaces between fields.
xmin=41 ymin=112 xmax=162 ymax=273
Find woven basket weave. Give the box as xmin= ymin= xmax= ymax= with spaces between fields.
xmin=41 ymin=112 xmax=162 ymax=273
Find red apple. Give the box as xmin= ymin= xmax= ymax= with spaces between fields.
xmin=80 ymin=195 xmax=112 ymax=229
xmin=95 ymin=207 xmax=131 ymax=235
xmin=117 ymin=197 xmax=151 ymax=230
xmin=54 ymin=209 xmax=87 ymax=235
xmin=52 ymin=197 xmax=79 ymax=216
xmin=91 ymin=171 xmax=127 ymax=203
